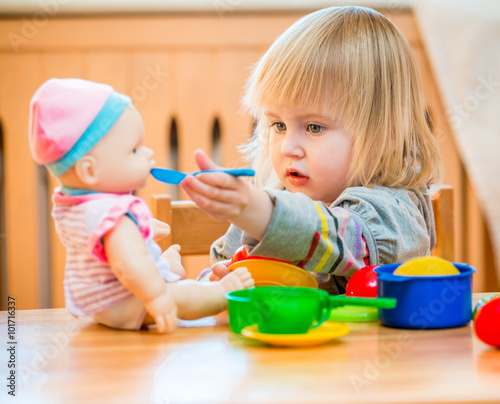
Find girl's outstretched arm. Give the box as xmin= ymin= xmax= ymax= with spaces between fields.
xmin=181 ymin=149 xmax=274 ymax=241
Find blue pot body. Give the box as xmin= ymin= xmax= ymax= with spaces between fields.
xmin=375 ymin=263 xmax=475 ymax=329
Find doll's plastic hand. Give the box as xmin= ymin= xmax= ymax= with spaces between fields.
xmin=161 ymin=244 xmax=186 ymax=279
xmin=144 ymin=290 xmax=178 ymax=333
xmin=219 ymin=266 xmax=254 ymax=292
xmin=209 ymin=261 xmax=232 ymax=282
xmin=181 ymin=150 xmax=252 ymax=222
xmin=151 ymin=219 xmax=171 ymax=242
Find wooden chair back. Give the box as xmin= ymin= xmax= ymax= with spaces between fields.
xmin=150 ymin=195 xmax=229 ymax=255
xmin=151 ymin=185 xmax=455 ymax=261
xmin=431 ymin=184 xmax=455 ymax=261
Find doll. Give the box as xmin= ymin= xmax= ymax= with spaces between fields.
xmin=29 ymin=78 xmax=253 ymax=333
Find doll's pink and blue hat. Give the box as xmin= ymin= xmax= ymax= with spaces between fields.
xmin=29 ymin=78 xmax=131 ymax=176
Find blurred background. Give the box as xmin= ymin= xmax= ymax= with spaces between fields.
xmin=0 ymin=0 xmax=499 ymax=309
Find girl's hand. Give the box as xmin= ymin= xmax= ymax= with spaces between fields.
xmin=144 ymin=290 xmax=178 ymax=333
xmin=209 ymin=261 xmax=232 ymax=281
xmin=181 ymin=149 xmax=275 ymax=241
xmin=180 ymin=150 xmax=252 ymax=222
xmin=151 ymin=219 xmax=171 ymax=242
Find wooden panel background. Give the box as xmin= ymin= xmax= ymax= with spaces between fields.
xmin=0 ymin=10 xmax=497 ymax=309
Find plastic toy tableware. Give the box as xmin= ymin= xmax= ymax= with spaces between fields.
xmin=345 ymin=265 xmax=379 ymax=298
xmin=150 ymin=167 xmax=255 ymax=184
xmin=241 ymin=322 xmax=350 ymax=347
xmin=234 ymin=286 xmax=396 ymax=335
xmin=230 ymin=246 xmax=250 ymax=264
xmin=375 ymin=262 xmax=475 ymax=329
xmin=228 ymin=259 xmax=318 ymax=288
xmin=393 ymin=256 xmax=460 ymax=276
xmin=225 ymin=287 xmax=396 ymax=334
xmin=473 ymin=293 xmax=500 ymax=348
xmin=333 ymin=266 xmax=380 ymax=322
xmin=329 ymin=305 xmax=380 ymax=322
xmin=225 ymin=289 xmax=258 ymax=334
xmin=230 ymin=246 xmax=288 ymax=265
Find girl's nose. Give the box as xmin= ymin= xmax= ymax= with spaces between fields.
xmin=145 ymin=146 xmax=154 ymax=159
xmin=280 ymin=130 xmax=305 ymax=159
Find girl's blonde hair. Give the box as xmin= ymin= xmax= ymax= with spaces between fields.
xmin=243 ymin=6 xmax=443 ymax=192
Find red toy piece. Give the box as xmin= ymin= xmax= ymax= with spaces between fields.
xmin=345 ymin=265 xmax=379 ymax=298
xmin=230 ymin=246 xmax=249 ymax=264
xmin=473 ymin=293 xmax=500 ymax=348
xmin=230 ymin=246 xmax=289 ymax=265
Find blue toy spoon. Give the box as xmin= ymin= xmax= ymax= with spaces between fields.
xmin=150 ymin=167 xmax=255 ymax=185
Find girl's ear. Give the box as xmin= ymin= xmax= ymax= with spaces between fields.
xmin=74 ymin=155 xmax=99 ymax=186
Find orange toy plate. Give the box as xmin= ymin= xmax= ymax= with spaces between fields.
xmin=228 ymin=259 xmax=318 ymax=288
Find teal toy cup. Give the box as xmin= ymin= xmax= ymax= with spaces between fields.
xmin=226 ymin=286 xmax=397 ymax=335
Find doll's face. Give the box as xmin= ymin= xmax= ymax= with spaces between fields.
xmin=84 ymin=105 xmax=155 ymax=193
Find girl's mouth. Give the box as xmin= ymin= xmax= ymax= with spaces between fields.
xmin=286 ymin=168 xmax=309 ymax=186
xmin=286 ymin=167 xmax=307 ymax=177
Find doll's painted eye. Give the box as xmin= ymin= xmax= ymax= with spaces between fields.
xmin=132 ymin=148 xmax=137 ymax=154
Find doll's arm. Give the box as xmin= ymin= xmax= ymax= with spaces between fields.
xmin=103 ymin=216 xmax=177 ymax=333
xmin=181 ymin=149 xmax=274 ymax=241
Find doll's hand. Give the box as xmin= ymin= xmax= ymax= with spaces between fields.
xmin=144 ymin=290 xmax=178 ymax=333
xmin=161 ymin=244 xmax=186 ymax=279
xmin=209 ymin=261 xmax=232 ymax=281
xmin=151 ymin=219 xmax=171 ymax=242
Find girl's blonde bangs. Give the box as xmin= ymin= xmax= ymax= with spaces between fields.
xmin=244 ymin=10 xmax=346 ymax=118
xmin=248 ymin=58 xmax=336 ymax=117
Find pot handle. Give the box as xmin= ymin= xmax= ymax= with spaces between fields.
xmin=329 ymin=295 xmax=397 ymax=309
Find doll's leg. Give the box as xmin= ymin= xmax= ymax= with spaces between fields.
xmin=91 ymin=295 xmax=148 ymax=330
xmin=94 ymin=267 xmax=253 ymax=329
xmin=166 ymin=267 xmax=254 ymax=320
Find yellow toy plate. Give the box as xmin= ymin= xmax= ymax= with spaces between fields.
xmin=241 ymin=321 xmax=350 ymax=347
xmin=228 ymin=259 xmax=318 ymax=288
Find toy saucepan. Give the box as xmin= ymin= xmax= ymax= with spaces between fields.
xmin=375 ymin=262 xmax=475 ymax=329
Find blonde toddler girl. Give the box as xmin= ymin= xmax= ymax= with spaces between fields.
xmin=182 ymin=6 xmax=443 ymax=293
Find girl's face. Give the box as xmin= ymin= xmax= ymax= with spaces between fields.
xmin=267 ymin=106 xmax=353 ymax=204
xmin=87 ymin=105 xmax=155 ymax=193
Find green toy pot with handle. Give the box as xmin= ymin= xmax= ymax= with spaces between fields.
xmin=226 ymin=286 xmax=396 ymax=334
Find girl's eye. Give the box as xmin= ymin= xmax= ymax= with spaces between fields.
xmin=132 ymin=148 xmax=137 ymax=154
xmin=307 ymin=124 xmax=325 ymax=134
xmin=272 ymin=122 xmax=287 ymax=132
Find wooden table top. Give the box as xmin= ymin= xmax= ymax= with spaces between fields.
xmin=1 ymin=293 xmax=499 ymax=404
